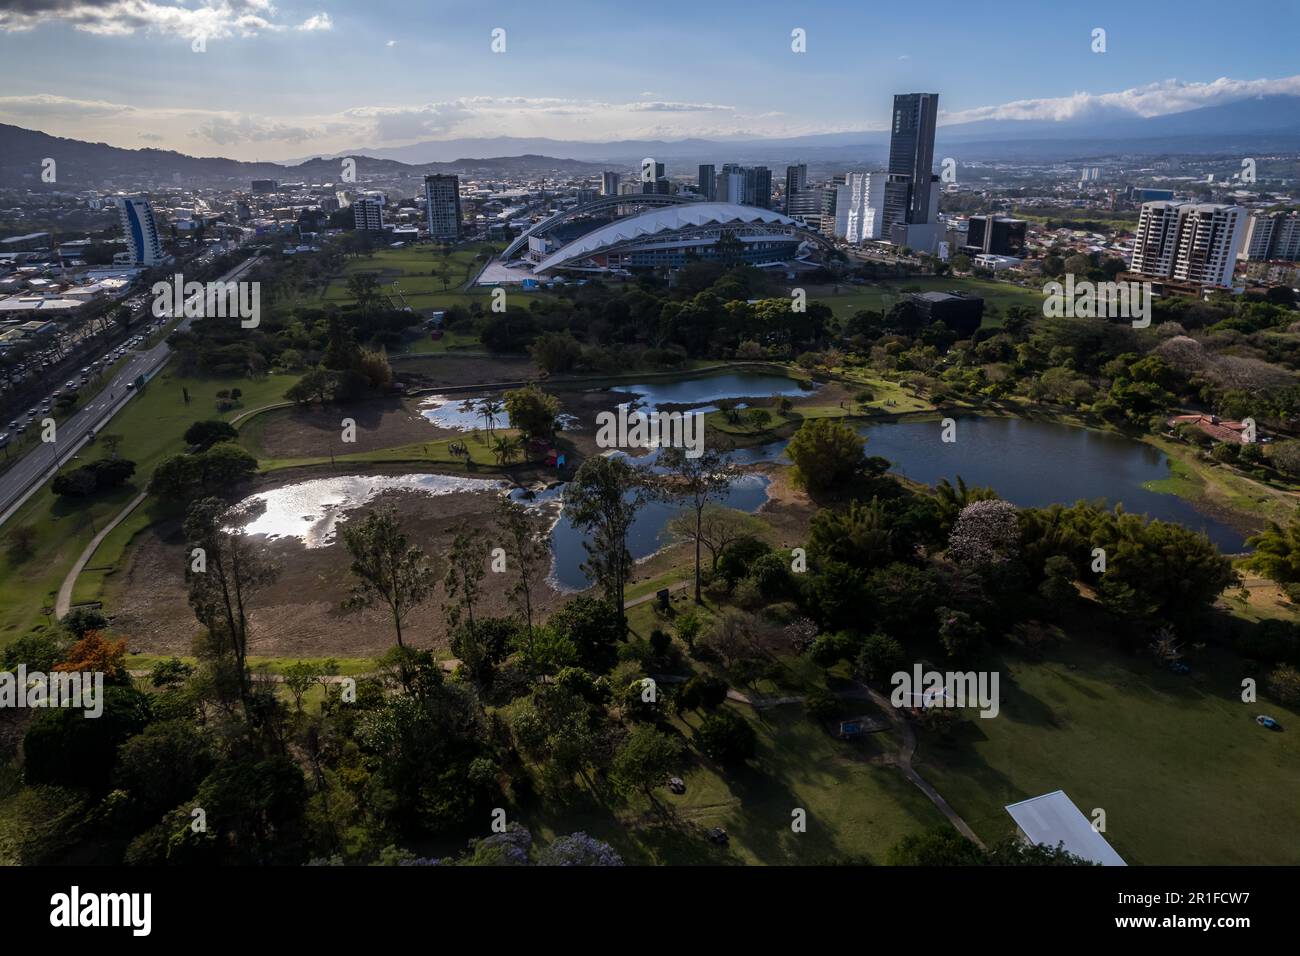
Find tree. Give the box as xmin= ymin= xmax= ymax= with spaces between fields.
xmin=785 ymin=418 xmax=867 ymax=494
xmin=808 ymin=497 xmax=895 ymax=570
xmin=490 ymin=433 xmax=522 ymax=466
xmin=564 ymin=455 xmax=647 ymax=631
xmin=947 ymin=499 xmax=1021 ymax=566
xmin=184 ymin=419 xmax=238 ymax=451
xmin=54 ymin=630 xmax=128 ymax=681
xmin=529 ymin=331 xmax=583 ymax=373
xmin=537 ymin=833 xmax=624 ymax=866
xmin=547 ymin=596 xmax=623 ymax=671
xmin=503 ymin=385 xmax=560 ymax=441
xmin=444 ymin=523 xmax=490 ymax=633
xmin=610 ymin=726 xmax=682 ymax=812
xmin=887 ymin=826 xmax=986 ymax=866
xmin=23 ymin=685 xmax=152 ymax=794
xmin=495 ymin=498 xmax=550 ymax=665
xmin=1245 ymin=511 xmax=1300 ymax=587
xmin=340 ymin=504 xmax=438 ymax=649
xmin=184 ymin=497 xmax=280 ymax=706
xmin=694 ymin=707 xmax=756 ymax=766
xmin=347 ymin=272 xmax=381 ymax=316
xmin=656 ymin=445 xmax=737 ymax=603
xmin=855 ymin=632 xmax=905 ymax=682
xmin=667 ymin=505 xmax=767 ymax=575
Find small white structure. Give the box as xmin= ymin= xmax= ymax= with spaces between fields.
xmin=1004 ymin=790 xmax=1126 ymax=866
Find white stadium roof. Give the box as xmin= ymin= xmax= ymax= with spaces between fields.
xmin=1004 ymin=790 xmax=1126 ymax=866
xmin=534 ymin=201 xmax=798 ymax=273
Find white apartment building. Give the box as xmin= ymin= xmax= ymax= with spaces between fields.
xmin=833 ymin=171 xmax=887 ymax=243
xmin=1130 ymin=201 xmax=1246 ymax=289
xmin=115 ymin=197 xmax=164 ymax=266
xmin=1241 ymin=209 xmax=1300 ymax=262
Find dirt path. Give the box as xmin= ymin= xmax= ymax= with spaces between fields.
xmin=55 ymin=490 xmax=147 ymax=618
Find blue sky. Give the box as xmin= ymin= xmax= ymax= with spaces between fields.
xmin=1 ymin=0 xmax=1298 ymax=159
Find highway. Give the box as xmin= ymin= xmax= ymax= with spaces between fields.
xmin=0 ymin=255 xmax=261 ymax=528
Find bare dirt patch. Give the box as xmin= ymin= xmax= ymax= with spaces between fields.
xmin=108 ymin=473 xmax=570 ymax=659
xmin=245 ymin=398 xmax=463 ymax=459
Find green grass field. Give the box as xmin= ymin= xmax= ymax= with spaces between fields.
xmin=914 ymin=637 xmax=1300 ymax=865
xmin=0 ymin=369 xmax=297 ymax=641
xmin=319 ymin=245 xmax=546 ymax=319
xmin=520 ymin=702 xmax=946 ymax=865
xmin=807 ymin=276 xmax=1044 ymax=326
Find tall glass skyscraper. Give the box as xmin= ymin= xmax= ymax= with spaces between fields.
xmin=885 ymin=92 xmax=939 ymax=230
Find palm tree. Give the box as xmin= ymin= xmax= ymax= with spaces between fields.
xmin=490 ymin=433 xmax=521 ymax=466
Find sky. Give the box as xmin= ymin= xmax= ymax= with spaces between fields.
xmin=1 ymin=0 xmax=1299 ymax=161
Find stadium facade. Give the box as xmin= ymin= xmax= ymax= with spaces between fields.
xmin=532 ymin=201 xmax=805 ymax=275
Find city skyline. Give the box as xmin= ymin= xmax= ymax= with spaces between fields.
xmin=1 ymin=0 xmax=1299 ymax=160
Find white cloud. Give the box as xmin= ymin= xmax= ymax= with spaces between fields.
xmin=941 ymin=75 xmax=1300 ymax=125
xmin=0 ymin=1 xmax=329 ymax=40
xmin=386 ymin=39 xmax=396 ymax=47
xmin=296 ymin=12 xmax=332 ymax=32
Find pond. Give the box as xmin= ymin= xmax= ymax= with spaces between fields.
xmin=860 ymin=417 xmax=1247 ymax=552
xmin=545 ymin=447 xmax=772 ymax=592
xmin=232 ymin=473 xmax=507 ymax=547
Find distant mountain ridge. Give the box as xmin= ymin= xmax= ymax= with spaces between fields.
xmin=300 ymin=95 xmax=1300 ymax=165
xmin=2 ymin=94 xmax=1298 ymax=187
xmin=0 ymin=125 xmax=608 ymax=188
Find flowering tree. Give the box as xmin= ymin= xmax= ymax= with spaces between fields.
xmin=946 ymin=499 xmax=1021 ymax=566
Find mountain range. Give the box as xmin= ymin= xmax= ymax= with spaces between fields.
xmin=3 ymin=95 xmax=1298 ymax=188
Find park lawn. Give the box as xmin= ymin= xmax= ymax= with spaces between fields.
xmin=402 ymin=330 xmax=482 ymax=355
xmin=1145 ymin=435 xmax=1297 ymax=528
xmin=252 ymin=429 xmax=518 ymax=472
xmin=0 ymin=369 xmax=297 ymax=641
xmin=807 ymin=276 xmax=1044 ymax=324
xmin=521 ymin=702 xmax=947 ymax=865
xmin=911 ymin=637 xmax=1300 ymax=865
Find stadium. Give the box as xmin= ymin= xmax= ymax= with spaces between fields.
xmin=511 ymin=200 xmax=815 ymax=276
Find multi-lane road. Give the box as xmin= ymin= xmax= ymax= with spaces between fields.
xmin=0 ymin=255 xmax=261 ymax=528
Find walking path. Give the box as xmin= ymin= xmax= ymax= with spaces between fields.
xmin=55 ymin=490 xmax=147 ymax=618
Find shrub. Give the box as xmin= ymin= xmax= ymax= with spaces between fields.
xmin=694 ymin=708 xmax=757 ymax=765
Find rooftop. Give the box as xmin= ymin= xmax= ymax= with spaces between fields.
xmin=1004 ymin=790 xmax=1126 ymax=866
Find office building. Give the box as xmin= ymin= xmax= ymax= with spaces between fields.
xmin=786 ymin=187 xmax=837 ymax=235
xmin=424 ymin=174 xmax=463 ymax=240
xmin=1129 ymin=201 xmax=1246 ymax=289
xmin=964 ymin=215 xmax=1027 ymax=257
xmin=716 ymin=164 xmax=744 ymax=204
xmin=576 ymin=187 xmax=599 ymax=205
xmin=744 ymin=166 xmax=773 ymax=209
xmin=251 ymin=180 xmax=280 ymax=193
xmin=785 ymin=164 xmax=807 ymax=200
xmin=885 ymin=92 xmax=939 ymax=233
xmin=908 ymin=290 xmax=984 ymax=337
xmin=641 ymin=161 xmax=670 ymax=195
xmin=352 ymin=196 xmax=385 ymax=233
xmin=1241 ymin=210 xmax=1300 ymax=262
xmin=833 ymin=171 xmax=887 ymax=242
xmin=115 ymin=197 xmax=164 ymax=265
xmin=697 ymin=165 xmax=716 ymax=201
xmin=601 ymin=171 xmax=621 ymax=196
